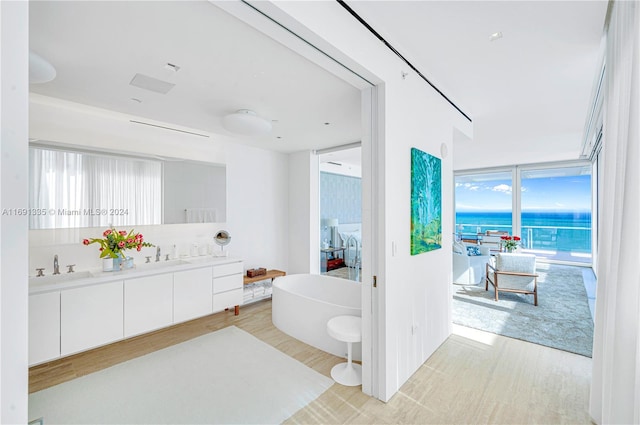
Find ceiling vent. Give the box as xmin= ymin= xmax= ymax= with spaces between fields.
xmin=129 ymin=73 xmax=175 ymax=94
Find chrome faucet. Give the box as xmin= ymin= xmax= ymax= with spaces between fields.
xmin=53 ymin=254 xmax=60 ymax=275
xmin=156 ymin=246 xmax=161 ymax=262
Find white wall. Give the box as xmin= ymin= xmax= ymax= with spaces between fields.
xmin=0 ymin=2 xmax=29 ymax=422
xmin=267 ymin=1 xmax=471 ymax=400
xmin=29 ymin=95 xmax=289 ymax=274
xmin=287 ymin=151 xmax=319 ymax=274
xmin=226 ymin=142 xmax=289 ymax=272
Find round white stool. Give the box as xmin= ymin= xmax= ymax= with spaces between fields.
xmin=327 ymin=315 xmax=362 ymax=386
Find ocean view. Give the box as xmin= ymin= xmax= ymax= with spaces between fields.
xmin=456 ymin=211 xmax=592 ymax=253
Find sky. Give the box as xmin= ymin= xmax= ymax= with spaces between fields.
xmin=455 ymin=175 xmax=592 ymax=212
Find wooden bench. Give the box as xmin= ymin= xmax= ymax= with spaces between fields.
xmin=243 ymin=269 xmax=286 ymax=285
xmin=234 ymin=269 xmax=286 ymax=315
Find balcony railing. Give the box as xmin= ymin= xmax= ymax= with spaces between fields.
xmin=456 ymin=223 xmax=592 ymax=261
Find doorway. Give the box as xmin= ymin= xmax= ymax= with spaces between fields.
xmin=319 ymin=145 xmax=363 ymax=282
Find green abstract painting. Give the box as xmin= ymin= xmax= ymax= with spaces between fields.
xmin=411 ymin=147 xmax=442 ymax=255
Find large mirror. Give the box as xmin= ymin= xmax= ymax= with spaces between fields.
xmin=29 ymin=143 xmax=226 ymax=229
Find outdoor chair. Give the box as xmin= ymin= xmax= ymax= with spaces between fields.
xmin=486 ymin=252 xmax=538 ymax=305
xmin=480 ymin=230 xmax=509 ymax=253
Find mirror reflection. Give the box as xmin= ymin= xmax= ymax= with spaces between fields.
xmin=29 ymin=144 xmax=226 ymax=229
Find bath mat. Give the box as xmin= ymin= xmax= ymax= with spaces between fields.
xmin=29 ymin=326 xmax=334 ymax=424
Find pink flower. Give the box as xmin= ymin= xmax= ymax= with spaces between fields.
xmin=119 ymin=230 xmax=127 ymax=236
xmin=82 ymin=239 xmax=90 ymax=245
xmin=127 ymin=238 xmax=134 ymax=244
xmin=118 ymin=241 xmax=125 ymax=248
xmin=135 ymin=234 xmax=143 ymax=240
xmin=137 ymin=246 xmax=142 ymax=251
xmin=103 ymin=229 xmax=112 ymax=237
xmin=514 ymin=236 xmax=521 ymax=241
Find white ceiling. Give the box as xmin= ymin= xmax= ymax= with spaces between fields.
xmin=28 ymin=1 xmax=363 ymax=154
xmin=347 ymin=0 xmax=608 ymax=159
xmin=29 ymin=1 xmax=608 ymax=162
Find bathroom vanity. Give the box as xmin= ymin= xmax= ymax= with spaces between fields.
xmin=28 ymin=257 xmax=243 ymax=366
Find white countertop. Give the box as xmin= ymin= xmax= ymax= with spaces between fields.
xmin=29 ymin=256 xmax=243 ymax=295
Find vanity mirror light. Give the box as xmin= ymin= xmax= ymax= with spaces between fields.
xmin=29 ymin=143 xmax=226 ymax=229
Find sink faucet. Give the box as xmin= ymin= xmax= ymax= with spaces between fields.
xmin=53 ymin=254 xmax=60 ymax=275
xmin=156 ymin=246 xmax=161 ymax=262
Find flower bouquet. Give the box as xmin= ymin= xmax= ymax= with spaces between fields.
xmin=83 ymin=228 xmax=154 ymax=259
xmin=500 ymin=235 xmax=521 ymax=252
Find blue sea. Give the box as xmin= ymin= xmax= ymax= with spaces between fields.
xmin=456 ymin=211 xmax=592 ymax=253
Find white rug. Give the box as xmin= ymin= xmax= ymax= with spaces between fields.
xmin=29 ymin=326 xmax=334 ymax=424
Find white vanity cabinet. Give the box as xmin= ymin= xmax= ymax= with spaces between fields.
xmin=30 ymin=258 xmax=244 ymax=366
xmin=213 ymin=262 xmax=243 ymax=312
xmin=124 ymin=274 xmax=174 ymax=338
xmin=29 ymin=291 xmax=61 ymax=365
xmin=60 ymin=281 xmax=124 ymax=357
xmin=174 ymin=267 xmax=213 ymax=323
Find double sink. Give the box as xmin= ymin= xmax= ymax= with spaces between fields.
xmin=30 ymin=256 xmax=227 ymax=286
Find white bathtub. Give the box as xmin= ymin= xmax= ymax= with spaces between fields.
xmin=272 ymin=274 xmax=362 ymax=360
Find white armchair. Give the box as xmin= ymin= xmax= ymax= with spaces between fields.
xmin=452 ymin=241 xmax=491 ymax=285
xmin=486 ymin=253 xmax=538 ymax=305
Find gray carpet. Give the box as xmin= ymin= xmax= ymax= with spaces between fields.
xmin=452 ymin=263 xmax=594 ymax=357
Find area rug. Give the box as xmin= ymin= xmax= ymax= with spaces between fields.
xmin=452 ymin=263 xmax=594 ymax=357
xmin=29 ymin=326 xmax=334 ymax=424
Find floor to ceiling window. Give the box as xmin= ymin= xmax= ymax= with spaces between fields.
xmin=455 ymin=162 xmax=593 ymax=265
xmin=455 ymin=170 xmax=513 ymax=237
xmin=520 ymin=165 xmax=592 ymax=263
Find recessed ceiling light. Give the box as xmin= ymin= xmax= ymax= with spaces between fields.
xmin=489 ymin=31 xmax=503 ymax=42
xmin=277 ymin=136 xmax=282 ymax=139
xmin=324 ymin=122 xmax=330 ymax=126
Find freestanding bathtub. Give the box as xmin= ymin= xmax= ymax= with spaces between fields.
xmin=272 ymin=274 xmax=362 ymax=360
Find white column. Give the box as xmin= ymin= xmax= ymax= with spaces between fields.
xmin=0 ymin=1 xmax=29 ymax=423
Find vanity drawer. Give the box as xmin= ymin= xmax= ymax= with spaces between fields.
xmin=213 ymin=273 xmax=242 ymax=293
xmin=212 ymin=262 xmax=243 ymax=278
xmin=213 ymin=288 xmax=242 ymax=312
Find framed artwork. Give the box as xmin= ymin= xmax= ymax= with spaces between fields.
xmin=410 ymin=147 xmax=442 ymax=255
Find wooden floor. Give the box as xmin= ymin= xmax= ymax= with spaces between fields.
xmin=30 ymin=300 xmax=593 ymax=424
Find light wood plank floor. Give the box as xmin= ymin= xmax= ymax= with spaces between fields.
xmin=30 ymin=300 xmax=592 ymax=424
